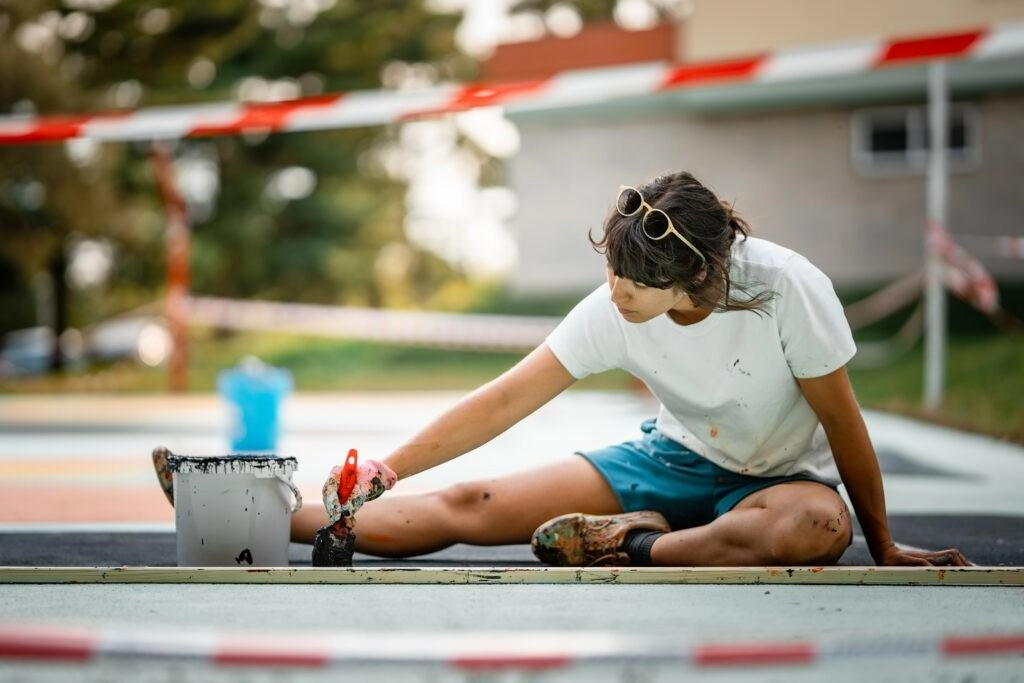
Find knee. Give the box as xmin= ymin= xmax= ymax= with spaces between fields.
xmin=430 ymin=480 xmax=508 ymax=538
xmin=436 ymin=480 xmax=499 ymax=516
xmin=769 ymin=501 xmax=851 ymax=565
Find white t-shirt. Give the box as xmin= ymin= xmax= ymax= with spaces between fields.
xmin=545 ymin=237 xmax=856 ymax=483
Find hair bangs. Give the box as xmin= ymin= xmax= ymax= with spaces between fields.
xmin=603 ymin=216 xmax=678 ymax=289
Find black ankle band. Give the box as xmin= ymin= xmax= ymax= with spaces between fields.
xmin=622 ymin=530 xmax=664 ymax=566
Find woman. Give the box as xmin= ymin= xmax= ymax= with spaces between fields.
xmin=166 ymin=170 xmax=968 ymax=567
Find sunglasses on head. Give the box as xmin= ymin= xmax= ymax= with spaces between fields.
xmin=616 ymin=185 xmax=706 ymax=264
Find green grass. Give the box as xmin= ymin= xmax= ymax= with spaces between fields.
xmin=2 ymin=326 xmax=1021 ymax=444
xmin=847 ymin=334 xmax=1023 ymax=443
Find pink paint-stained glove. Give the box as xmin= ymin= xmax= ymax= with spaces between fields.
xmin=322 ymin=457 xmax=397 ymax=527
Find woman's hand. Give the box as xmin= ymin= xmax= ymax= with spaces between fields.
xmin=322 ymin=459 xmax=397 ymax=526
xmin=875 ymin=543 xmax=972 ymax=567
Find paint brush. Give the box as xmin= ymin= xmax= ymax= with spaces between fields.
xmin=311 ymin=449 xmax=360 ymax=567
xmin=311 ymin=450 xmax=397 ymax=567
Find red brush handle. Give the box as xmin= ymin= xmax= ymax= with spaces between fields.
xmin=338 ymin=449 xmax=358 ymax=504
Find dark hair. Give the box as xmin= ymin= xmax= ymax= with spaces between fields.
xmin=589 ymin=171 xmax=774 ymax=313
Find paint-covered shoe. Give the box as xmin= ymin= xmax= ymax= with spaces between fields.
xmin=152 ymin=446 xmax=175 ymax=506
xmin=531 ymin=511 xmax=671 ymax=567
xmin=311 ymin=522 xmax=356 ymax=567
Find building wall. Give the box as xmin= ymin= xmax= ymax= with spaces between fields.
xmin=483 ymin=22 xmax=675 ymax=82
xmin=682 ymin=0 xmax=1024 ymax=61
xmin=504 ymin=94 xmax=1024 ymax=296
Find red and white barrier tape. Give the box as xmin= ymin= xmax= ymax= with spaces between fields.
xmin=961 ymin=234 xmax=1024 ymax=260
xmin=1 ymin=22 xmax=1022 ymax=144
xmin=928 ymin=222 xmax=1001 ymax=315
xmin=0 ymin=624 xmax=1021 ymax=670
xmin=997 ymin=235 xmax=1024 ymax=259
xmin=186 ymin=296 xmax=559 ymax=351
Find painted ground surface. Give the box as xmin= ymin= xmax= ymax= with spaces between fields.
xmin=0 ymin=392 xmax=1021 ymax=682
xmin=0 ymin=391 xmax=1021 ymax=565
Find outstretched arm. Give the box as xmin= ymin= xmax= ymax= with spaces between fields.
xmin=384 ymin=343 xmax=577 ymax=480
xmin=797 ymin=367 xmax=970 ymax=567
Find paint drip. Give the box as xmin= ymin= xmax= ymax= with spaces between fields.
xmin=167 ymin=454 xmax=301 ymax=567
xmin=167 ymin=454 xmax=298 ymax=477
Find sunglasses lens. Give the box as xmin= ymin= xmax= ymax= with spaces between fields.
xmin=617 ymin=188 xmax=643 ymax=215
xmin=643 ymin=210 xmax=671 ymax=239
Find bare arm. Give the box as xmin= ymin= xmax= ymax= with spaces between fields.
xmin=382 ymin=343 xmax=577 ymax=480
xmin=797 ymin=367 xmax=969 ymax=566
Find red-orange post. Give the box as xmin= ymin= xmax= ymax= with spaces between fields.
xmin=149 ymin=143 xmax=190 ymax=393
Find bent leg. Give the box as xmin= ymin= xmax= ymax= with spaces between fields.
xmin=291 ymin=456 xmax=623 ymax=557
xmin=650 ymin=481 xmax=852 ymax=566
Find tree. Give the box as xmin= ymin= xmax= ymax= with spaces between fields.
xmin=0 ymin=1 xmax=469 ymax=372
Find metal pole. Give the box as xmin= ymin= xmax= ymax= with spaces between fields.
xmin=923 ymin=61 xmax=948 ymax=411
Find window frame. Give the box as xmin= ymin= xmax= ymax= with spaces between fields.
xmin=851 ymin=103 xmax=980 ymax=177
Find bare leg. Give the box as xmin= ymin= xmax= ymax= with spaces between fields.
xmin=650 ymin=481 xmax=852 ymax=566
xmin=291 ymin=456 xmax=623 ymax=557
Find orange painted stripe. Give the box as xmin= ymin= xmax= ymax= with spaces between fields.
xmin=0 ymin=458 xmax=148 ymax=478
xmin=0 ymin=486 xmax=174 ymax=523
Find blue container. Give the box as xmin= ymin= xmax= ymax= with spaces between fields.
xmin=217 ymin=357 xmax=293 ymax=452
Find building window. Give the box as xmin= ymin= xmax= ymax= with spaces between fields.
xmin=851 ymin=104 xmax=979 ymax=176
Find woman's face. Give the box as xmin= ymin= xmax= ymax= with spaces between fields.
xmin=605 ymin=266 xmax=693 ymax=323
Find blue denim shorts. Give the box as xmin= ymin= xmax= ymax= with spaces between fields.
xmin=579 ymin=419 xmax=833 ymax=530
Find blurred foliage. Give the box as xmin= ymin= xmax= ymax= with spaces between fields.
xmin=0 ymin=0 xmax=652 ymax=344
xmin=0 ymin=0 xmax=475 ymax=344
xmin=848 ymin=333 xmax=1023 ymax=443
xmin=512 ymin=0 xmax=633 ymax=22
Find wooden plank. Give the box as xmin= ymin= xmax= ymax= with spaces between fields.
xmin=0 ymin=565 xmax=1020 ymax=586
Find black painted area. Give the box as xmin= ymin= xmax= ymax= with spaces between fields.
xmin=0 ymin=532 xmax=179 ymax=567
xmin=0 ymin=514 xmax=1019 ymax=567
xmin=884 ymin=515 xmax=1024 ymax=567
xmin=874 ymin=447 xmax=978 ymax=479
xmin=166 ymin=454 xmax=298 ymax=474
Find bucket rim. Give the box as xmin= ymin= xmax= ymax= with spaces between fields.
xmin=166 ymin=454 xmax=298 ymax=475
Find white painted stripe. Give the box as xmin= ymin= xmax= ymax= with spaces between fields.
xmin=971 ymin=20 xmax=1024 ymax=59
xmin=757 ymin=40 xmax=883 ymax=82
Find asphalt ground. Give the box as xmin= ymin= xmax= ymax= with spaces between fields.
xmin=0 ymin=392 xmax=1021 ymax=682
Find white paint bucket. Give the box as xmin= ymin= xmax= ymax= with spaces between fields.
xmin=167 ymin=455 xmax=302 ymax=567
